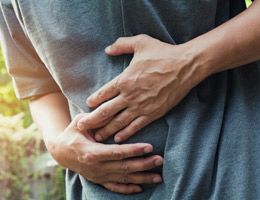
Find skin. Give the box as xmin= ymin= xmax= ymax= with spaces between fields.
xmin=30 ymin=0 xmax=260 ymax=195
xmin=77 ymin=0 xmax=260 ymax=143
xmin=30 ymin=93 xmax=163 ymax=194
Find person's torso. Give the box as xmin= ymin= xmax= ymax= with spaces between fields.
xmin=7 ymin=1 xmax=260 ymax=199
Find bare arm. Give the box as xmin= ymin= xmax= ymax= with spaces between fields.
xmin=29 ymin=92 xmax=71 ymax=151
xmin=185 ymin=0 xmax=260 ymax=76
xmin=29 ymin=92 xmax=163 ymax=194
xmin=78 ymin=0 xmax=260 ymax=143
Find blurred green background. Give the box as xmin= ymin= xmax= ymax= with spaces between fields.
xmin=0 ymin=112 xmax=65 ymax=200
xmin=0 ymin=46 xmax=65 ymax=200
xmin=245 ymin=0 xmax=252 ymax=7
xmin=0 ymin=1 xmax=253 ymax=199
xmin=0 ymin=48 xmax=32 ymax=126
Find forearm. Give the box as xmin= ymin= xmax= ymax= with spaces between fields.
xmin=29 ymin=92 xmax=162 ymax=193
xmin=29 ymin=92 xmax=71 ymax=150
xmin=185 ymin=0 xmax=260 ymax=78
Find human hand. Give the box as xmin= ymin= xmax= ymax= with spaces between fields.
xmin=48 ymin=114 xmax=163 ymax=194
xmin=78 ymin=34 xmax=206 ymax=143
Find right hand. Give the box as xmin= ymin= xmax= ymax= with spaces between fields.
xmin=46 ymin=114 xmax=164 ymax=194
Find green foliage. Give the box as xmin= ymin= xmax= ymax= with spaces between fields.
xmin=0 ymin=2 xmax=254 ymax=199
xmin=0 ymin=49 xmax=32 ymax=127
xmin=0 ymin=113 xmax=41 ymax=200
xmin=0 ymin=49 xmax=65 ymax=199
xmin=245 ymin=0 xmax=252 ymax=7
xmin=0 ymin=114 xmax=65 ymax=200
xmin=52 ymin=167 xmax=66 ymax=200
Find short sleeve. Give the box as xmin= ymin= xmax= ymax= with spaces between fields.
xmin=0 ymin=2 xmax=61 ymax=100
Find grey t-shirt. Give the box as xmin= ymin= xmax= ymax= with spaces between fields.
xmin=1 ymin=0 xmax=260 ymax=200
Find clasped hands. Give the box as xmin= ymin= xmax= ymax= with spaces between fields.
xmin=55 ymin=35 xmax=206 ymax=194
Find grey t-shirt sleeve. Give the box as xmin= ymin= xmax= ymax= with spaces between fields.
xmin=0 ymin=2 xmax=60 ymax=100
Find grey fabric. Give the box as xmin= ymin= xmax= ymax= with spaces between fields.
xmin=1 ymin=0 xmax=260 ymax=199
xmin=0 ymin=0 xmax=61 ymax=99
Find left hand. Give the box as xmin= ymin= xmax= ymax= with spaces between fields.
xmin=78 ymin=34 xmax=207 ymax=143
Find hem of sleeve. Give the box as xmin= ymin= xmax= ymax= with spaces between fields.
xmin=14 ymin=81 xmax=61 ymax=100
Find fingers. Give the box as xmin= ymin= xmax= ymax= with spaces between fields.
xmin=103 ymin=155 xmax=163 ymax=174
xmin=94 ymin=109 xmax=136 ymax=142
xmin=87 ymin=76 xmax=120 ymax=108
xmin=83 ymin=143 xmax=153 ymax=162
xmin=102 ymin=182 xmax=142 ymax=194
xmin=114 ymin=116 xmax=152 ymax=143
xmin=106 ymin=172 xmax=162 ymax=184
xmin=105 ymin=35 xmax=150 ymax=56
xmin=69 ymin=113 xmax=87 ymax=128
xmin=78 ymin=96 xmax=127 ymax=131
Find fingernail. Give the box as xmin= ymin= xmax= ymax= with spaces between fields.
xmin=154 ymin=158 xmax=163 ymax=166
xmin=95 ymin=134 xmax=103 ymax=141
xmin=144 ymin=146 xmax=153 ymax=153
xmin=105 ymin=46 xmax=111 ymax=52
xmin=86 ymin=98 xmax=91 ymax=105
xmin=114 ymin=136 xmax=121 ymax=143
xmin=86 ymin=98 xmax=94 ymax=107
xmin=78 ymin=122 xmax=84 ymax=130
xmin=153 ymin=176 xmax=162 ymax=183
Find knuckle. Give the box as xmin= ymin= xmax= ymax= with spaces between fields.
xmin=74 ymin=113 xmax=85 ymax=121
xmin=97 ymin=132 xmax=106 ymax=140
xmin=97 ymin=90 xmax=105 ymax=100
xmin=119 ymin=175 xmax=129 ymax=184
xmin=84 ymin=170 xmax=106 ymax=183
xmin=99 ymin=109 xmax=109 ymax=118
xmin=138 ymin=34 xmax=149 ymax=39
xmin=131 ymin=121 xmax=140 ymax=131
xmin=77 ymin=155 xmax=85 ymax=163
xmin=126 ymin=111 xmax=135 ymax=121
xmin=65 ymin=136 xmax=83 ymax=151
xmin=113 ymin=78 xmax=120 ymax=90
xmin=136 ymin=34 xmax=149 ymax=45
xmin=139 ymin=162 xmax=149 ymax=171
xmin=137 ymin=174 xmax=148 ymax=183
xmin=116 ymin=133 xmax=127 ymax=142
xmin=122 ymin=94 xmax=137 ymax=103
xmin=120 ymin=161 xmax=130 ymax=173
xmin=119 ymin=95 xmax=131 ymax=106
xmin=115 ymin=37 xmax=124 ymax=44
xmin=120 ymin=98 xmax=130 ymax=108
xmin=113 ymin=118 xmax=125 ymax=129
xmin=117 ymin=77 xmax=130 ymax=89
xmin=112 ymin=150 xmax=124 ymax=159
xmin=143 ymin=104 xmax=153 ymax=114
xmin=82 ymin=152 xmax=96 ymax=163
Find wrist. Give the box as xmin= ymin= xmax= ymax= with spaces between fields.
xmin=43 ymin=133 xmax=59 ymax=155
xmin=42 ymin=131 xmax=71 ymax=169
xmin=41 ymin=129 xmax=64 ymax=156
xmin=175 ymin=42 xmax=212 ymax=87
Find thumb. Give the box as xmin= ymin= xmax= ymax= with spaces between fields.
xmin=71 ymin=113 xmax=96 ymax=142
xmin=105 ymin=35 xmax=147 ymax=56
